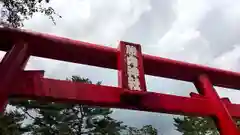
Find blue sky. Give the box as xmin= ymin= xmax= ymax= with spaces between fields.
xmin=2 ymin=0 xmax=240 ymax=134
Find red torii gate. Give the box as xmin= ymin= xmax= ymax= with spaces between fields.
xmin=0 ymin=28 xmax=240 ymax=135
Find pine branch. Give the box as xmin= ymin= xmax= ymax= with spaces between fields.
xmin=70 ymin=106 xmax=84 ymax=135
xmin=20 ymin=108 xmax=50 ymax=129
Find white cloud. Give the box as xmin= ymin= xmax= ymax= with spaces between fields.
xmin=143 ymin=0 xmax=212 ymax=65
xmin=24 ymin=0 xmax=151 ymax=45
xmin=212 ymin=45 xmax=240 ymax=71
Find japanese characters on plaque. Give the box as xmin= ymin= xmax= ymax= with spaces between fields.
xmin=125 ymin=45 xmax=141 ymax=90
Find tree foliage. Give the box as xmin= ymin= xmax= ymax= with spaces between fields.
xmin=174 ymin=116 xmax=240 ymax=135
xmin=126 ymin=125 xmax=157 ymax=135
xmin=0 ymin=0 xmax=61 ymax=27
xmin=1 ymin=76 xmax=158 ymax=135
xmin=0 ymin=110 xmax=30 ymax=135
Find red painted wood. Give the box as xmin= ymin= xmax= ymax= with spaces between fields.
xmin=1 ymin=28 xmax=240 ymax=90
xmin=194 ymin=75 xmax=239 ymax=135
xmin=10 ymin=73 xmax=214 ymax=116
xmin=0 ymin=42 xmax=30 ymax=111
xmin=190 ymin=92 xmax=204 ymax=98
xmin=118 ymin=42 xmax=128 ymax=89
xmin=9 ymin=71 xmax=240 ymax=119
xmin=221 ymin=97 xmax=231 ymax=104
xmin=1 ymin=28 xmax=240 ymax=134
xmin=226 ymin=103 xmax=240 ymax=118
xmin=190 ymin=92 xmax=232 ymax=104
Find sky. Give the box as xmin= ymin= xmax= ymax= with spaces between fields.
xmin=2 ymin=0 xmax=240 ymax=134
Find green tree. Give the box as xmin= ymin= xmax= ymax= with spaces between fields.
xmin=0 ymin=109 xmax=31 ymax=135
xmin=0 ymin=0 xmax=60 ymax=28
xmin=174 ymin=116 xmax=240 ymax=135
xmin=7 ymin=76 xmax=158 ymax=135
xmin=126 ymin=125 xmax=158 ymax=135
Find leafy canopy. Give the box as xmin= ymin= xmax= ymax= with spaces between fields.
xmin=0 ymin=0 xmax=61 ymax=27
